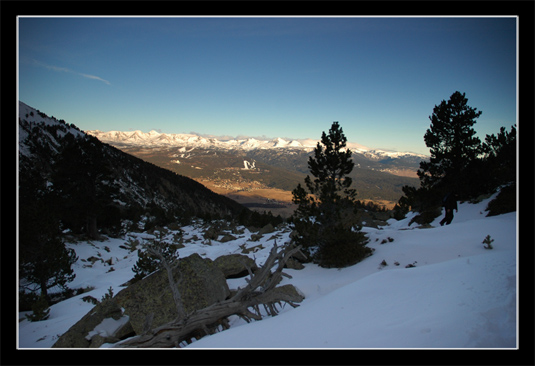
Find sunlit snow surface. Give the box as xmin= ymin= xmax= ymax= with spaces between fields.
xmin=18 ymin=194 xmax=517 ymax=349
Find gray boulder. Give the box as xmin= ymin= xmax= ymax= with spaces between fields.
xmin=53 ymin=253 xmax=230 ymax=347
xmin=284 ymin=257 xmax=305 ymax=270
xmin=114 ymin=253 xmax=230 ymax=335
xmin=258 ymin=223 xmax=275 ymax=235
xmin=52 ymin=298 xmax=131 ymax=348
xmin=219 ymin=234 xmax=237 ymax=243
xmin=214 ymin=254 xmax=258 ymax=278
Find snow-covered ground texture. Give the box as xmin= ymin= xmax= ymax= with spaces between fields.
xmin=18 ymin=193 xmax=517 ymax=349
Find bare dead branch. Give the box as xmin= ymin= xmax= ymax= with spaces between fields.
xmin=145 ymin=244 xmax=186 ymax=320
xmin=116 ymin=242 xmax=304 ymax=348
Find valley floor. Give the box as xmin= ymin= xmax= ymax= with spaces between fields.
xmin=197 ymin=177 xmax=397 ymax=217
xmin=196 ymin=178 xmax=298 ymax=217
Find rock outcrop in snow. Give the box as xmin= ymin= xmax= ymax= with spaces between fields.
xmin=53 ymin=252 xmax=231 ymax=347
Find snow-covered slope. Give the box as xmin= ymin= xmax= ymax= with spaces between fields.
xmin=18 ymin=101 xmax=247 ymax=231
xmin=188 ymin=204 xmax=517 ymax=349
xmin=18 ymin=193 xmax=517 ymax=350
xmin=18 ymin=101 xmax=85 ymax=156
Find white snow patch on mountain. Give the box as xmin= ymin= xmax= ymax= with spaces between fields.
xmin=18 ymin=102 xmax=85 ymax=156
xmin=86 ymin=129 xmax=428 ymax=159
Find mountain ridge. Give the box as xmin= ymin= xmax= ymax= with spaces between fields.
xmin=18 ymin=101 xmax=252 ymax=237
xmin=18 ymin=100 xmax=423 ymax=219
xmin=87 ymin=129 xmax=428 ymax=160
xmin=83 ymin=126 xmax=424 ymax=212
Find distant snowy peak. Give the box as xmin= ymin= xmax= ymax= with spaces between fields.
xmin=18 ymin=101 xmax=426 ymax=159
xmin=87 ymin=129 xmax=316 ymax=151
xmin=360 ymin=149 xmax=428 ymax=160
xmin=87 ymin=129 xmax=427 ymax=158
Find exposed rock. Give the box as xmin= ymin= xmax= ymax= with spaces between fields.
xmin=53 ymin=253 xmax=229 ymax=347
xmin=89 ymin=334 xmax=114 ymax=348
xmin=269 ymin=284 xmax=305 ymax=304
xmin=258 ymin=223 xmax=275 ymax=235
xmin=219 ymin=234 xmax=237 ymax=243
xmin=249 ymin=233 xmax=263 ymax=242
xmin=87 ymin=316 xmax=133 ymax=348
xmin=203 ymin=225 xmax=220 ymax=240
xmin=284 ymin=257 xmax=305 ymax=270
xmin=52 ymin=299 xmax=126 ymax=348
xmin=214 ymin=254 xmax=258 ymax=278
xmin=112 ymin=318 xmax=135 ymax=340
xmin=114 ymin=253 xmax=229 ymax=335
xmin=240 ymin=243 xmax=264 ymax=254
xmin=86 ymin=256 xmax=101 ymax=264
xmin=117 ymin=243 xmax=306 ymax=348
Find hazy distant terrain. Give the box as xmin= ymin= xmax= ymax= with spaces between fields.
xmin=88 ymin=130 xmax=423 ymax=215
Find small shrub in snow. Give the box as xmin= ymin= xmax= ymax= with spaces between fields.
xmin=26 ymin=296 xmax=50 ymax=322
xmin=482 ymin=235 xmax=494 ymax=249
xmin=131 ymin=249 xmax=160 ymax=282
xmin=82 ymin=295 xmax=99 ymax=305
xmin=101 ymin=287 xmax=114 ymax=302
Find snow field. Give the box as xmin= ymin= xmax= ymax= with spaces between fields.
xmin=18 ymin=194 xmax=517 ymax=349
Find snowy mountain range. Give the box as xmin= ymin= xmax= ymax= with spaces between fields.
xmin=86 ymin=129 xmax=428 ymax=160
xmin=85 ymin=128 xmax=426 ymax=204
xmin=17 ymin=100 xmax=425 ymax=210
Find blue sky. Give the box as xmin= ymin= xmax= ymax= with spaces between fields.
xmin=18 ymin=16 xmax=517 ymax=154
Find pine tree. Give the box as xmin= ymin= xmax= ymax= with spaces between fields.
xmin=482 ymin=124 xmax=516 ymax=186
xmin=19 ymin=159 xmax=78 ymax=301
xmin=291 ymin=122 xmax=370 ymax=268
xmin=396 ymin=92 xmax=514 ymax=223
xmin=19 ymin=202 xmax=78 ymax=300
xmin=418 ymin=91 xmax=482 ymax=194
xmin=25 ymin=295 xmax=51 ymax=322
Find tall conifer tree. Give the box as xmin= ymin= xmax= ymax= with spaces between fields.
xmin=291 ymin=122 xmax=369 ymax=268
xmin=19 ymin=166 xmax=78 ymax=300
xmin=418 ymin=91 xmax=482 ymax=193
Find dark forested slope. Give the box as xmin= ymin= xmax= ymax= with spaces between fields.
xmin=18 ymin=102 xmax=248 ymax=239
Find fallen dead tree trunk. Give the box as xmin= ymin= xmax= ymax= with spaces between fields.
xmin=116 ymin=242 xmax=304 ymax=348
